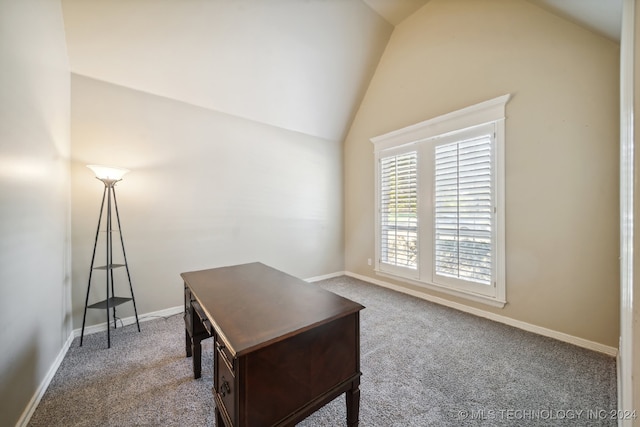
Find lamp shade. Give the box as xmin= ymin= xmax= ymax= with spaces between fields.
xmin=87 ymin=164 xmax=130 ymax=181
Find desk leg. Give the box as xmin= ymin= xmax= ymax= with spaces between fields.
xmin=346 ymin=380 xmax=360 ymax=427
xmin=192 ymin=336 xmax=202 ymax=379
xmin=185 ymin=328 xmax=192 ymax=357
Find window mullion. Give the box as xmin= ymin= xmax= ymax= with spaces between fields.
xmin=418 ymin=144 xmax=432 ymax=282
xmin=456 ymin=142 xmax=461 ymax=278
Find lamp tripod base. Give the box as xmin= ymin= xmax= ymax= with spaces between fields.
xmin=79 ymin=180 xmax=140 ymax=348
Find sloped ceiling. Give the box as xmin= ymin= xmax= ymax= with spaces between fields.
xmin=62 ymin=0 xmax=621 ymax=144
xmin=364 ymin=0 xmax=622 ymax=42
xmin=61 ymin=0 xmax=393 ymax=142
xmin=528 ymin=0 xmax=622 ymax=42
xmin=361 ymin=0 xmax=430 ymax=26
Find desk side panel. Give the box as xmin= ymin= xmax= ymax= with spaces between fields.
xmin=241 ymin=313 xmax=359 ymax=426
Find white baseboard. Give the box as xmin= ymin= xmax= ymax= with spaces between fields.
xmin=73 ymin=305 xmax=184 ymax=337
xmin=305 ymin=271 xmax=346 ymax=283
xmin=345 ymin=271 xmax=618 ymax=357
xmin=17 ymin=305 xmax=184 ymax=427
xmin=16 ymin=330 xmax=75 ymax=427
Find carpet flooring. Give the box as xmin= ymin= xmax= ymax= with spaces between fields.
xmin=28 ymin=276 xmax=617 ymax=426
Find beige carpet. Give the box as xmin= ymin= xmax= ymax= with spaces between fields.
xmin=29 ymin=276 xmax=617 ymax=426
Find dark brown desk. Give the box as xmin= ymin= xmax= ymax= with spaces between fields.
xmin=181 ymin=262 xmax=364 ymax=427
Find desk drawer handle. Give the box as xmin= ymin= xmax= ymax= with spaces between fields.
xmin=220 ymin=377 xmax=231 ymax=397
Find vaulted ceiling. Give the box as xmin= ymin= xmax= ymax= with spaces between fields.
xmin=61 ymin=0 xmax=393 ymax=142
xmin=528 ymin=0 xmax=622 ymax=42
xmin=61 ymin=0 xmax=621 ymax=144
xmin=364 ymin=0 xmax=622 ymax=41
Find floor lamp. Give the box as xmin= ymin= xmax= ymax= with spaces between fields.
xmin=80 ymin=165 xmax=140 ymax=348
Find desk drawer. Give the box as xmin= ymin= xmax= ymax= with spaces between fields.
xmin=191 ymin=301 xmax=212 ymax=336
xmin=216 ymin=341 xmax=234 ymax=371
xmin=185 ymin=310 xmax=210 ymax=339
xmin=215 ymin=345 xmax=236 ymax=423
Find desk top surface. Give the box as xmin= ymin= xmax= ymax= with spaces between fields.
xmin=181 ymin=262 xmax=364 ymax=357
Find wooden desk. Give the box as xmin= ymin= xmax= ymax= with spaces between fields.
xmin=181 ymin=262 xmax=364 ymax=427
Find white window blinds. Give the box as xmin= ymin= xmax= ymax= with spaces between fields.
xmin=380 ymin=152 xmax=418 ymax=269
xmin=434 ymin=135 xmax=493 ymax=285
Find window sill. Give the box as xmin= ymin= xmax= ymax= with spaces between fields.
xmin=375 ymin=270 xmax=507 ymax=308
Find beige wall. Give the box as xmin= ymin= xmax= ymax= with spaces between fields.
xmin=0 ymin=1 xmax=71 ymax=425
xmin=70 ymin=75 xmax=345 ymax=329
xmin=345 ymin=0 xmax=620 ymax=347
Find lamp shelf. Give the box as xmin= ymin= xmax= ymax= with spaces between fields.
xmin=88 ymin=297 xmax=132 ymax=310
xmin=93 ymin=264 xmax=126 ymax=270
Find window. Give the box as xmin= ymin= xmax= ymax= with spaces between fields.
xmin=434 ymin=132 xmax=493 ymax=286
xmin=379 ymin=151 xmax=418 ymax=271
xmin=372 ymin=95 xmax=510 ymax=307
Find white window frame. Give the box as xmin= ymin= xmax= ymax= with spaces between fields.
xmin=372 ymin=95 xmax=510 ymax=307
